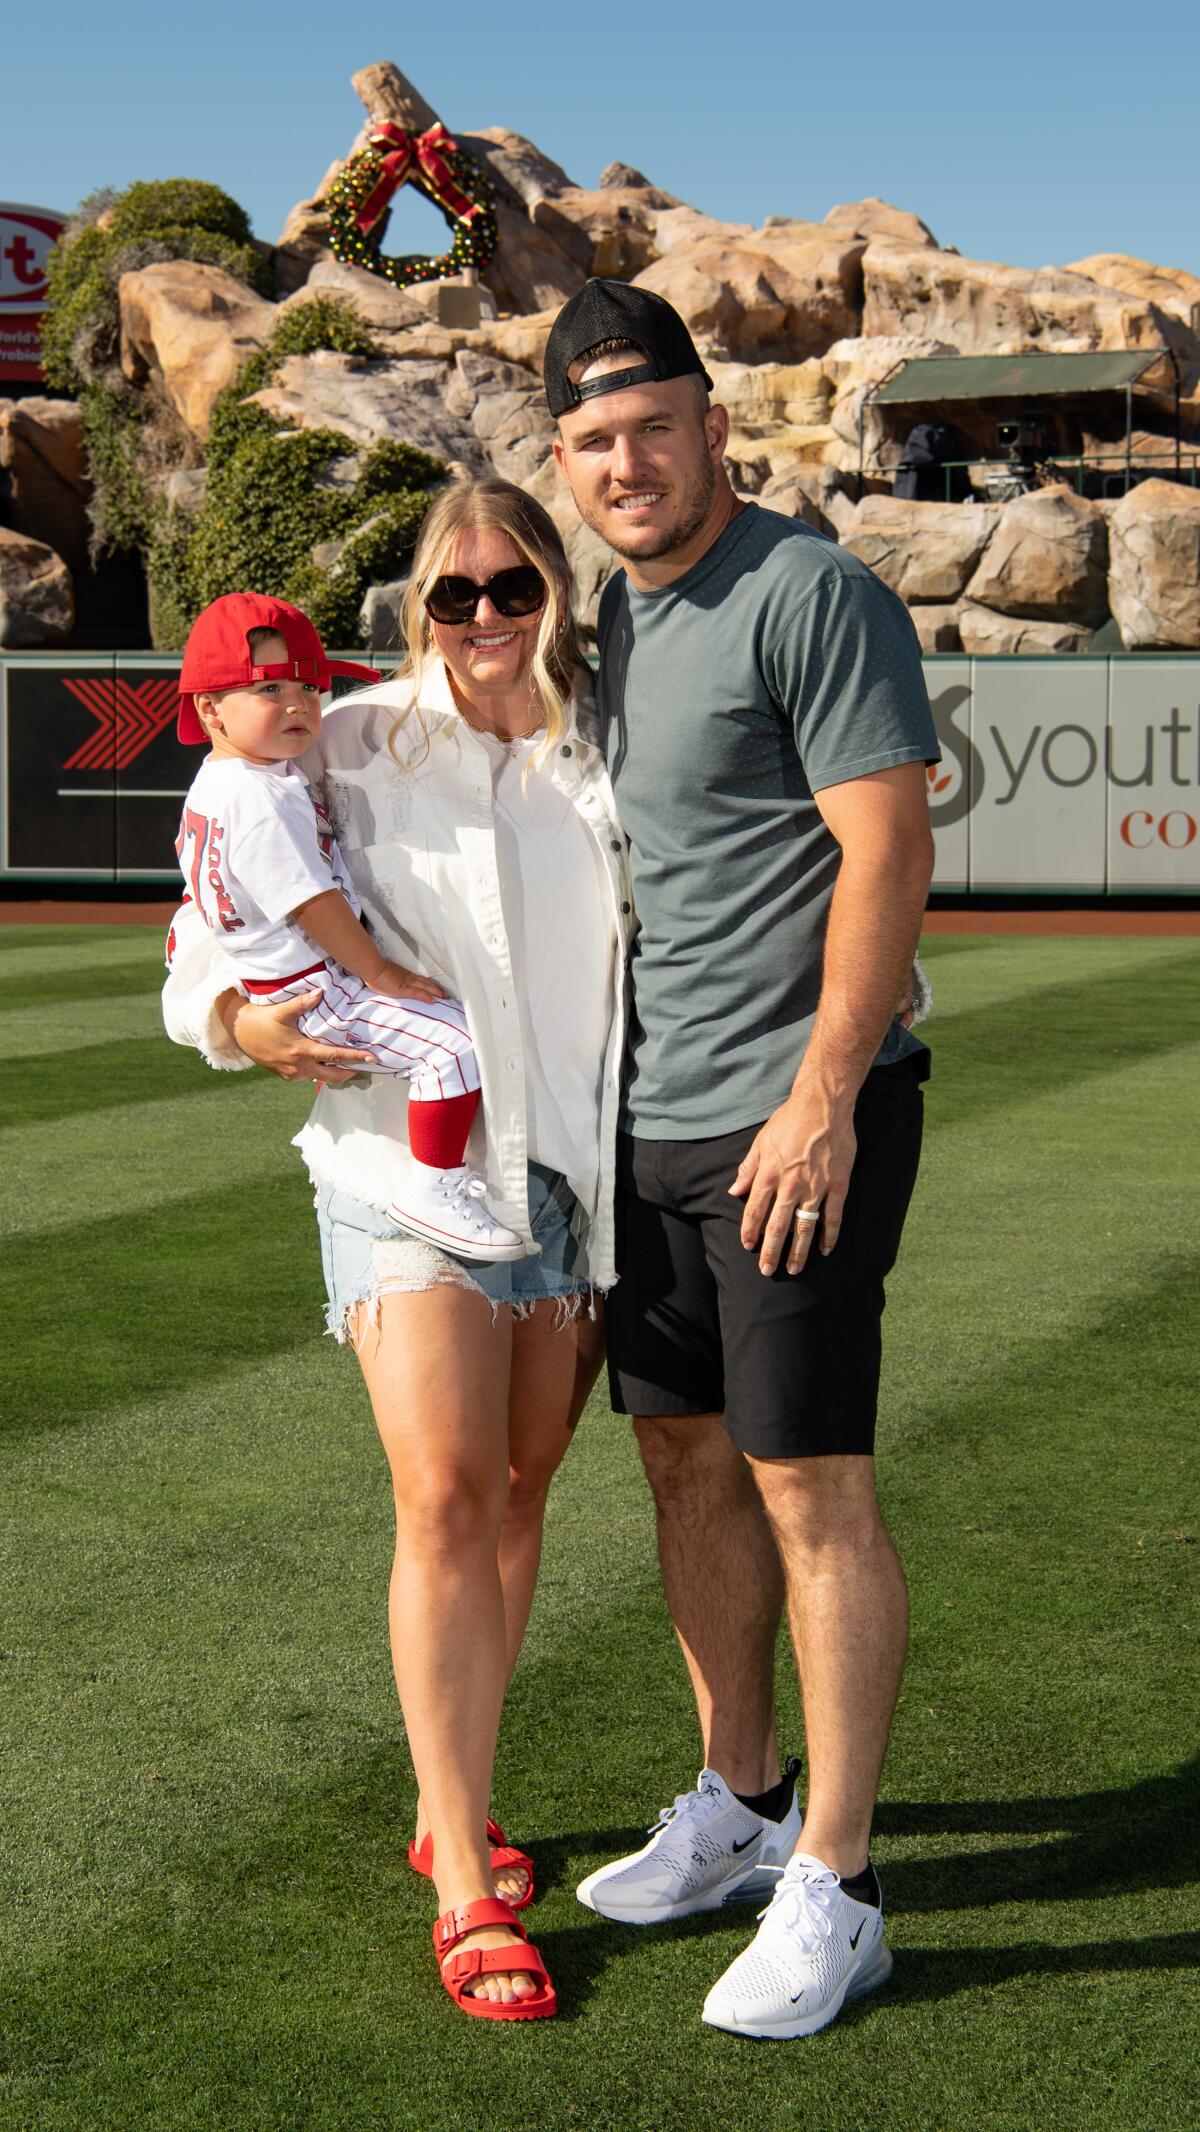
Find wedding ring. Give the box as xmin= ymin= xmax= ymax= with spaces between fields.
xmin=793 ymin=1208 xmax=821 ymax=1225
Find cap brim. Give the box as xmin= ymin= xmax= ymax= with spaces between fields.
xmin=177 ymin=698 xmax=206 ymax=744
xmin=327 ymin=659 xmax=383 ymax=687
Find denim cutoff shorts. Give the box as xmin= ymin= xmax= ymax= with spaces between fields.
xmin=316 ymin=1161 xmax=595 ymax=1340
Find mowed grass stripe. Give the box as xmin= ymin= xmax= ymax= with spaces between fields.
xmin=917 ymin=945 xmax=1200 ymax=1135
xmin=3 ymin=1167 xmax=324 ymax=1437
xmin=0 ymin=1077 xmax=310 ymax=1241
xmin=917 ymin=930 xmax=1192 ymax=1018
xmin=0 ymin=925 xmax=172 ymax=969
xmin=0 ymin=956 xmax=171 ymax=1010
xmin=0 ymin=989 xmax=166 ymax=1062
xmin=0 ymin=1033 xmax=217 ymax=1127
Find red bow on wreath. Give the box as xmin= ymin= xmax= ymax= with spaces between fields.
xmin=355 ymin=121 xmax=481 ymax=234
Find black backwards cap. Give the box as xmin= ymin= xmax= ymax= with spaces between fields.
xmin=544 ymin=278 xmax=713 ymax=418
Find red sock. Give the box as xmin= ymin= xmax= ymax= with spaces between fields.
xmin=407 ymin=1087 xmax=480 ymax=1169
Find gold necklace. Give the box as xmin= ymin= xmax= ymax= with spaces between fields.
xmin=456 ymin=700 xmax=545 ymax=746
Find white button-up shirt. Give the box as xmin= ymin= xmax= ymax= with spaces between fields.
xmin=162 ymin=660 xmax=633 ymax=1289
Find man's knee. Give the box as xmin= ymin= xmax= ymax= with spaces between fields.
xmin=633 ymin=1410 xmax=749 ymax=1506
xmin=749 ymin=1452 xmax=887 ymax=1551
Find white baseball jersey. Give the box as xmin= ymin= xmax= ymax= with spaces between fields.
xmin=176 ymin=755 xmax=361 ymax=981
xmin=176 ymin=753 xmax=479 ymax=1098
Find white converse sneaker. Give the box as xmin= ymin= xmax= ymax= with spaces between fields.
xmin=387 ymin=1166 xmax=526 ymax=1263
xmin=701 ymin=1852 xmax=892 ymax=2039
xmin=575 ymin=1765 xmax=803 ymax=1924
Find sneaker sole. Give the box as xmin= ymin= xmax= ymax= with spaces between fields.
xmin=701 ymin=1937 xmax=893 ymax=2040
xmin=576 ymin=1858 xmax=766 ymax=1924
xmin=385 ymin=1208 xmax=527 ymax=1262
xmin=576 ymin=1813 xmax=803 ymax=1925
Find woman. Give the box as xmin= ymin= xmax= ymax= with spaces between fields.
xmin=163 ymin=477 xmax=632 ymax=2021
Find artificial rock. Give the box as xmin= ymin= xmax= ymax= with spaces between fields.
xmin=860 ymin=239 xmax=1191 ymax=358
xmin=956 ymin=603 xmax=1093 ymax=655
xmin=840 ymin=497 xmax=998 ymax=603
xmin=118 ymin=261 xmax=277 ymax=439
xmin=37 ymin=54 xmax=1200 ymax=654
xmin=633 ymin=224 xmax=867 ymax=363
xmin=907 ymin=604 xmax=963 ymax=654
xmin=0 ymin=526 xmax=74 ymax=647
xmin=1106 ymin=480 xmax=1200 ymax=649
xmin=963 ymin=486 xmax=1108 ymax=626
xmin=0 ymin=398 xmax=91 ymax=571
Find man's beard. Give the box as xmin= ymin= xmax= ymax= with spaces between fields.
xmin=585 ymin=453 xmax=717 ymax=562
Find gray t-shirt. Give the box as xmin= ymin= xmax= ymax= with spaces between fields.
xmin=596 ymin=503 xmax=938 ymax=1140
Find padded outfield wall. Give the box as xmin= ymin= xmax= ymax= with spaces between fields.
xmin=1 ymin=652 xmax=1198 ymax=893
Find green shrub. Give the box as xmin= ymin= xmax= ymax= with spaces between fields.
xmin=42 ymin=179 xmax=273 ymax=569
xmin=43 ymin=180 xmax=270 ymax=399
xmin=42 ymin=176 xmax=445 ymax=643
xmin=150 ymin=300 xmax=445 ymax=649
xmin=106 ymin=180 xmax=253 ymax=248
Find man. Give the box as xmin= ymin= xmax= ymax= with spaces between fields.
xmin=546 ymin=280 xmax=939 ymax=2040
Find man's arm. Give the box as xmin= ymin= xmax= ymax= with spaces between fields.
xmin=730 ymin=761 xmax=934 ymax=1276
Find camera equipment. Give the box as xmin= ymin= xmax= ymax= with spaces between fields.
xmin=996 ymin=416 xmax=1051 ymax=461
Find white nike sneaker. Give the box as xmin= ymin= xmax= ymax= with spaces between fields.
xmin=576 ymin=1765 xmax=803 ymax=1924
xmin=387 ymin=1166 xmax=526 ymax=1263
xmin=701 ymin=1852 xmax=892 ymax=2039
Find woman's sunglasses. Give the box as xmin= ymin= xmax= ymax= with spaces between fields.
xmin=425 ymin=565 xmax=547 ymax=626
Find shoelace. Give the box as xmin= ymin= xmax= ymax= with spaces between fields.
xmin=646 ymin=1787 xmax=713 ymax=1840
xmin=754 ymin=1862 xmax=839 ymax=1957
xmin=436 ymin=1171 xmax=494 ymax=1229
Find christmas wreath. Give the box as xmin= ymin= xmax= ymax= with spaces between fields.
xmin=325 ymin=121 xmax=498 ymax=288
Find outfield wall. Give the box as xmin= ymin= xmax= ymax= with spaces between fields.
xmin=2 ymin=650 xmax=1198 ymax=892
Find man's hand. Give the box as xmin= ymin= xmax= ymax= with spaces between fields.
xmin=729 ymin=1090 xmax=858 ymax=1276
xmin=370 ymin=959 xmax=448 ymax=1006
xmin=223 ymin=991 xmax=375 ymax=1084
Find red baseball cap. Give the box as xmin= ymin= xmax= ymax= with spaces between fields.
xmin=177 ymin=593 xmax=381 ymax=742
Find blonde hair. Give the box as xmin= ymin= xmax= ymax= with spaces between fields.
xmin=389 ymin=475 xmax=582 ymax=771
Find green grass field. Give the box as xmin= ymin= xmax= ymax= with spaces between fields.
xmin=1 ymin=923 xmax=1197 ymax=2132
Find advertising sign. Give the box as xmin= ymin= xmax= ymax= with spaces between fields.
xmin=1106 ymin=661 xmax=1200 ymax=890
xmin=0 ymin=203 xmax=67 ymax=386
xmin=1 ymin=656 xmax=186 ymax=879
xmin=924 ymin=661 xmax=974 ymax=893
xmin=1 ymin=651 xmax=1198 ymax=889
xmin=967 ymin=658 xmax=1109 ymax=892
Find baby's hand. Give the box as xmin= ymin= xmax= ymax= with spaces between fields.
xmin=372 ymin=959 xmax=448 ymax=1006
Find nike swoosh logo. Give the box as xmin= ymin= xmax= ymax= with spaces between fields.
xmin=730 ymin=1831 xmax=762 ymax=1854
xmin=849 ymin=1922 xmax=866 ymax=1949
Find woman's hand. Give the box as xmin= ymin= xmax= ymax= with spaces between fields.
xmin=897 ymin=957 xmax=931 ymax=1029
xmin=371 ymin=960 xmax=448 ymax=1006
xmin=219 ymin=990 xmax=375 ymax=1084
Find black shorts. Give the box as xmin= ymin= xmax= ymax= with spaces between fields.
xmin=606 ymin=1055 xmax=929 ymax=1460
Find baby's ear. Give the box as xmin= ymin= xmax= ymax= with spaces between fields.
xmin=194 ymin=692 xmax=221 ymax=731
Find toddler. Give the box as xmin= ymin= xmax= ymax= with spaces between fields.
xmin=174 ymin=591 xmax=523 ymax=1263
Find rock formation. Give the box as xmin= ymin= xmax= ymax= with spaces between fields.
xmin=0 ymin=526 xmax=74 ymax=647
xmin=0 ymin=399 xmax=92 ymax=573
xmin=118 ymin=260 xmax=278 ymax=440
xmin=11 ymin=57 xmax=1200 ymax=649
xmin=1107 ymin=480 xmax=1200 ymax=649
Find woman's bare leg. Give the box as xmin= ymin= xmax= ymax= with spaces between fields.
xmin=409 ymin=1297 xmax=605 ymax=1906
xmin=499 ymin=1299 xmax=606 ymax=1674
xmin=352 ymin=1282 xmax=532 ymax=2003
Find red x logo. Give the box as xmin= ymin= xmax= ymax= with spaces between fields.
xmin=61 ymin=677 xmax=178 ymax=771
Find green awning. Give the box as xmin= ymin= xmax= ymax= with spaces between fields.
xmin=870 ymin=351 xmax=1164 ymax=405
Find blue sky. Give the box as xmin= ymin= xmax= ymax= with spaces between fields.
xmin=6 ymin=0 xmax=1198 ymax=276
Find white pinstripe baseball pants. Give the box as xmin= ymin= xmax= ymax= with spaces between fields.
xmin=247 ymin=961 xmax=480 ymax=1100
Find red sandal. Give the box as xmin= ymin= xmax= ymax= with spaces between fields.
xmin=408 ymin=1817 xmax=534 ymax=1909
xmin=433 ymin=1897 xmax=556 ymax=2021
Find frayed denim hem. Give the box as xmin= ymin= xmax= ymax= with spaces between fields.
xmin=324 ymin=1255 xmax=602 ymax=1345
